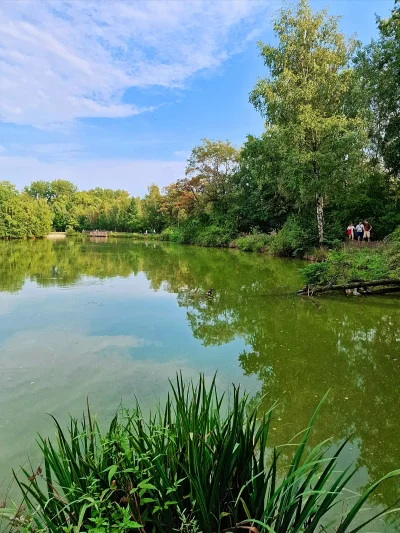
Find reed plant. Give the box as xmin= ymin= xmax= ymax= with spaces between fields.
xmin=3 ymin=375 xmax=399 ymax=532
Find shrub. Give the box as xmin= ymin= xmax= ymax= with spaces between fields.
xmin=384 ymin=227 xmax=400 ymax=277
xmin=236 ymin=232 xmax=273 ymax=252
xmin=385 ymin=226 xmax=400 ymax=243
xmin=306 ymin=247 xmax=329 ymax=262
xmin=160 ymin=227 xmax=184 ymax=243
xmin=3 ymin=375 xmax=399 ymax=533
xmin=386 ymin=243 xmax=400 ymax=277
xmin=301 ymin=249 xmax=392 ymax=287
xmin=195 ymin=223 xmax=235 ymax=247
xmin=269 ymin=217 xmax=307 ymax=257
xmin=65 ymin=226 xmax=78 ymax=237
xmin=301 ymin=261 xmax=331 ymax=287
xmin=106 ymin=232 xmax=162 ymax=241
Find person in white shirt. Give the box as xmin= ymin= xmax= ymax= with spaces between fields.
xmin=355 ymin=222 xmax=364 ymax=242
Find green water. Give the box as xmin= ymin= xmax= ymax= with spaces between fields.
xmin=0 ymin=238 xmax=399 ymax=528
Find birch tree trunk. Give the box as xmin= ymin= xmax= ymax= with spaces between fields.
xmin=316 ymin=194 xmax=324 ymax=245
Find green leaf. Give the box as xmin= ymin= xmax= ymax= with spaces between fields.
xmin=107 ymin=464 xmax=118 ymax=486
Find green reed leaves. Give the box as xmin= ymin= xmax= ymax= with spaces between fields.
xmin=3 ymin=374 xmax=399 ymax=532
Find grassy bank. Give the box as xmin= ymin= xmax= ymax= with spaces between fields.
xmin=88 ymin=216 xmax=318 ymax=258
xmin=2 ymin=375 xmax=399 ymax=532
xmin=68 ymin=224 xmax=400 ymax=270
xmin=66 ymin=229 xmax=163 ymax=241
xmin=108 ymin=232 xmax=162 ymax=241
xmin=300 ymin=228 xmax=400 ymax=289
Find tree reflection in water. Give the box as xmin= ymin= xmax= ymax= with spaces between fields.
xmin=0 ymin=238 xmax=399 ymax=514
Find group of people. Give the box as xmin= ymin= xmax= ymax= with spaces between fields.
xmin=347 ymin=220 xmax=372 ymax=243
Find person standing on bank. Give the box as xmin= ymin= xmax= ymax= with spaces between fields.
xmin=347 ymin=222 xmax=355 ymax=240
xmin=356 ymin=221 xmax=364 ymax=243
xmin=363 ymin=220 xmax=372 ymax=243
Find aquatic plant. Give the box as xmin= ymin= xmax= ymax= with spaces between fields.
xmin=3 ymin=375 xmax=399 ymax=532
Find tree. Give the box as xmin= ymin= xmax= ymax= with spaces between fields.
xmin=160 ymin=181 xmax=195 ymax=227
xmin=184 ymin=139 xmax=239 ymax=219
xmin=236 ymin=134 xmax=290 ymax=233
xmin=142 ymin=184 xmax=164 ymax=232
xmin=0 ymin=186 xmax=53 ymax=238
xmin=250 ymin=0 xmax=367 ymax=244
xmin=50 ymin=179 xmax=77 ymax=198
xmin=355 ymin=1 xmax=400 ymax=179
xmin=24 ymin=180 xmax=53 ymax=201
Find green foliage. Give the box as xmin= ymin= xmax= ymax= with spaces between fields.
xmin=235 ymin=232 xmax=272 ymax=252
xmin=385 ymin=226 xmax=400 ymax=243
xmin=2 ymin=1 xmax=400 ymax=249
xmin=301 ymin=248 xmax=392 ymax=287
xmin=195 ymin=222 xmax=235 ymax=247
xmin=184 ymin=138 xmax=239 ymax=218
xmin=161 ymin=220 xmax=235 ymax=248
xmin=65 ymin=227 xmax=79 ymax=236
xmin=250 ymin=0 xmax=367 ymax=244
xmin=301 ymin=261 xmax=331 ymax=287
xmin=355 ymin=0 xmax=400 ymax=177
xmin=270 ymin=217 xmax=309 ymax=257
xmin=235 ymin=134 xmax=289 ymax=233
xmin=159 ymin=227 xmax=185 ymax=243
xmin=307 ymin=247 xmax=330 ymax=262
xmin=5 ymin=375 xmax=399 ymax=532
xmin=0 ymin=182 xmax=53 ymax=239
xmin=142 ymin=184 xmax=164 ymax=232
xmin=384 ymin=226 xmax=400 ymax=277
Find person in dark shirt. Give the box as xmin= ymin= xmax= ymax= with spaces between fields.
xmin=363 ymin=220 xmax=372 ymax=243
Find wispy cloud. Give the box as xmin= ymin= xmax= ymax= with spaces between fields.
xmin=7 ymin=142 xmax=84 ymax=161
xmin=0 ymin=0 xmax=268 ymax=127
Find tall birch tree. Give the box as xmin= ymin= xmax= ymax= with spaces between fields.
xmin=250 ymin=0 xmax=367 ymax=244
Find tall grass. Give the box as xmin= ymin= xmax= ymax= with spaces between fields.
xmin=3 ymin=375 xmax=399 ymax=532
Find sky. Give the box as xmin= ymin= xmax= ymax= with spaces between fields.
xmin=0 ymin=0 xmax=394 ymax=196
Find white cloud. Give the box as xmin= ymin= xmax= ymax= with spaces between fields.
xmin=0 ymin=0 xmax=268 ymax=127
xmin=0 ymin=154 xmax=186 ymax=195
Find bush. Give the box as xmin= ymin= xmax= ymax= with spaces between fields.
xmin=269 ymin=217 xmax=307 ymax=257
xmin=195 ymin=222 xmax=235 ymax=247
xmin=160 ymin=227 xmax=185 ymax=243
xmin=386 ymin=243 xmax=400 ymax=277
xmin=107 ymin=232 xmax=162 ymax=240
xmin=236 ymin=232 xmax=273 ymax=252
xmin=385 ymin=226 xmax=400 ymax=243
xmin=306 ymin=247 xmax=329 ymax=262
xmin=301 ymin=249 xmax=391 ymax=287
xmin=301 ymin=261 xmax=331 ymax=286
xmin=384 ymin=226 xmax=400 ymax=277
xmin=65 ymin=227 xmax=78 ymax=237
xmin=4 ymin=375 xmax=398 ymax=533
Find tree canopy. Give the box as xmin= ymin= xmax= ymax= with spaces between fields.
xmin=1 ymin=0 xmax=399 ymax=249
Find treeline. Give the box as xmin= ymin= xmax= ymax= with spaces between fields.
xmin=1 ymin=0 xmax=399 ymax=254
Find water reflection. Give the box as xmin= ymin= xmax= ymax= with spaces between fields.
xmin=0 ymin=239 xmax=399 ymax=518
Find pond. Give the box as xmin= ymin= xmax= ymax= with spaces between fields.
xmin=0 ymin=238 xmax=399 ymax=529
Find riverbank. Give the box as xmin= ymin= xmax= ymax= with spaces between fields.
xmin=300 ymin=228 xmax=400 ymax=294
xmin=70 ymin=220 xmax=316 ymax=258
xmin=69 ymin=226 xmax=400 ymax=295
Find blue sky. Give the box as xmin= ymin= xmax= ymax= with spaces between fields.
xmin=0 ymin=0 xmax=394 ymax=196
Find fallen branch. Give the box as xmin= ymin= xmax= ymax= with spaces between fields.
xmin=297 ymin=278 xmax=400 ymax=295
xmin=365 ymin=286 xmax=400 ymax=295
